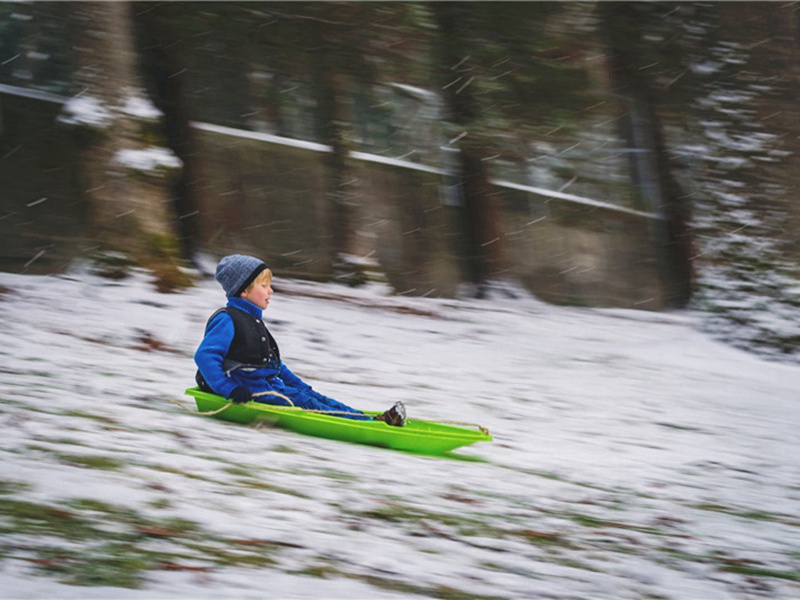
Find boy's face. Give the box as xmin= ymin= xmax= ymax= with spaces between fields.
xmin=241 ymin=273 xmax=273 ymax=310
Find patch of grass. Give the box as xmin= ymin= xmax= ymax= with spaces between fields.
xmin=292 ymin=562 xmax=342 ymax=578
xmin=692 ymin=502 xmax=799 ymax=526
xmin=548 ymin=510 xmax=663 ymax=536
xmin=55 ymin=453 xmax=126 ymax=471
xmin=66 ymin=498 xmax=125 ymax=514
xmin=718 ymin=562 xmax=800 ymax=582
xmin=222 ymin=465 xmax=253 ymax=478
xmin=46 ymin=437 xmax=90 ymax=446
xmin=515 ymin=529 xmax=574 ymax=548
xmin=148 ymin=464 xmax=211 ymax=481
xmin=34 ymin=542 xmax=154 ymax=588
xmin=148 ymin=498 xmax=172 ymax=510
xmin=2 ymin=495 xmax=284 ymax=588
xmin=318 ymin=468 xmax=358 ymax=482
xmin=358 ymin=501 xmax=485 ymax=534
xmin=0 ymin=499 xmax=100 ymax=541
xmin=153 ymin=517 xmax=204 ymax=537
xmin=235 ymin=478 xmax=310 ymax=498
xmin=356 ymin=500 xmax=569 ymax=549
xmin=660 ymin=547 xmax=800 ymax=585
xmin=182 ymin=542 xmax=275 ymax=568
xmin=61 ymin=410 xmax=121 ymax=425
xmin=0 ymin=480 xmax=31 ymax=496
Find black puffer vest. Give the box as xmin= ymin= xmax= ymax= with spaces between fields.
xmin=196 ymin=307 xmax=280 ymax=391
xmin=215 ymin=306 xmax=281 ymax=367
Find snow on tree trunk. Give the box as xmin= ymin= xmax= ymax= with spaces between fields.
xmin=58 ymin=1 xmax=187 ymax=291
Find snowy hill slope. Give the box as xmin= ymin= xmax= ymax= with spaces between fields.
xmin=0 ymin=267 xmax=798 ymax=599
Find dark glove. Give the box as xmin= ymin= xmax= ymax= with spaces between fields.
xmin=229 ymin=386 xmax=252 ymax=404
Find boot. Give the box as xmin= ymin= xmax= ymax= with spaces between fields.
xmin=376 ymin=401 xmax=407 ymax=427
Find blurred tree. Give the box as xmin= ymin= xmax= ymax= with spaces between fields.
xmin=597 ymin=2 xmax=693 ymax=308
xmin=134 ymin=2 xmax=204 ymax=265
xmin=431 ymin=2 xmax=504 ymax=297
xmin=59 ymin=1 xmax=188 ymax=290
xmin=302 ymin=3 xmax=361 ymax=282
xmin=430 ymin=2 xmax=594 ymax=296
xmin=4 ymin=0 xmax=800 ymax=359
xmin=661 ymin=1 xmax=800 ymax=355
xmin=252 ymin=2 xmax=431 ymax=283
xmin=130 ymin=2 xmax=418 ymax=282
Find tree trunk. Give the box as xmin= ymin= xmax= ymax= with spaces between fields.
xmin=309 ymin=16 xmax=363 ymax=285
xmin=598 ymin=2 xmax=693 ymax=308
xmin=430 ymin=3 xmax=506 ymax=297
xmin=61 ymin=1 xmax=187 ymax=291
xmin=134 ymin=2 xmax=202 ymax=265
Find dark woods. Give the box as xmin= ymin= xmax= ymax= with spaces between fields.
xmin=2 ymin=2 xmax=800 ymax=358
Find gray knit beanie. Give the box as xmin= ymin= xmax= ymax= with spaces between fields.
xmin=215 ymin=254 xmax=268 ymax=297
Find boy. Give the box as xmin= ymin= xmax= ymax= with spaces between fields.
xmin=194 ymin=254 xmax=406 ymax=426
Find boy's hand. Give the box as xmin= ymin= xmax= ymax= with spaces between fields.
xmin=229 ymin=387 xmax=252 ymax=404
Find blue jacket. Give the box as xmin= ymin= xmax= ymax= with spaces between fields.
xmin=194 ymin=297 xmax=310 ymax=400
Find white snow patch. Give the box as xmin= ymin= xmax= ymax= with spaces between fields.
xmin=115 ymin=147 xmax=182 ymax=172
xmin=58 ymin=95 xmax=113 ymax=128
xmin=120 ymin=93 xmax=163 ymax=121
xmin=0 ymin=268 xmax=798 ymax=599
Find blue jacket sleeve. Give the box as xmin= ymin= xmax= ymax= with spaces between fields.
xmin=279 ymin=362 xmax=311 ymax=391
xmin=194 ymin=312 xmax=238 ymax=399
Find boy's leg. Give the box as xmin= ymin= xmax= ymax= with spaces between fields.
xmin=294 ymin=388 xmax=370 ymax=420
xmin=253 ymin=384 xmax=403 ymax=425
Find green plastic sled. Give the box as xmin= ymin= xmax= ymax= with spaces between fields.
xmin=185 ymin=387 xmax=492 ymax=455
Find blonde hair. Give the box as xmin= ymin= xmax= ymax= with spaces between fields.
xmin=243 ymin=267 xmax=272 ymax=293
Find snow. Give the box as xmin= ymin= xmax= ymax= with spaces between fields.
xmin=120 ymin=93 xmax=163 ymax=121
xmin=0 ymin=266 xmax=799 ymax=599
xmin=57 ymin=95 xmax=113 ymax=128
xmin=54 ymin=89 xmax=164 ymax=131
xmin=114 ymin=147 xmax=182 ymax=173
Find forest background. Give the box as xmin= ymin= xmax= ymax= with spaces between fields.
xmin=2 ymin=1 xmax=800 ymax=363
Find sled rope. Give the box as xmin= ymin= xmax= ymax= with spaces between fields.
xmin=252 ymin=390 xmax=295 ymax=406
xmin=171 ymin=390 xmax=295 ymax=416
xmin=170 ymin=397 xmax=233 ymax=416
xmin=436 ymin=420 xmax=491 ymax=436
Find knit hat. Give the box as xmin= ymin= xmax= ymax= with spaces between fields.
xmin=215 ymin=254 xmax=268 ymax=297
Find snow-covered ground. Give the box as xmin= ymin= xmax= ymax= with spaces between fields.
xmin=0 ymin=265 xmax=798 ymax=599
